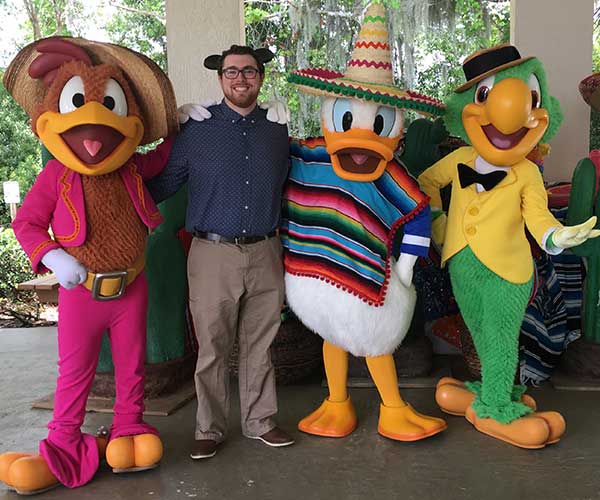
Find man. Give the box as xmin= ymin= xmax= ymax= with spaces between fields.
xmin=148 ymin=45 xmax=293 ymax=460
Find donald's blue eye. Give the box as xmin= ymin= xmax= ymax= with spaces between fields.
xmin=332 ymin=99 xmax=353 ymax=132
xmin=373 ymin=106 xmax=396 ymax=136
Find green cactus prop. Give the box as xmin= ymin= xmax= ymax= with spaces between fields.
xmin=97 ymin=185 xmax=189 ymax=371
xmin=566 ymin=157 xmax=600 ymax=343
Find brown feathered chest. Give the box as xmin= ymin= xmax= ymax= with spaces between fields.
xmin=66 ymin=171 xmax=147 ymax=272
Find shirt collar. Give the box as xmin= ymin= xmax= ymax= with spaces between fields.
xmin=218 ymin=99 xmax=263 ymax=123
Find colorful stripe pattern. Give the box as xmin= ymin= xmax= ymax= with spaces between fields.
xmin=281 ymin=137 xmax=428 ymax=305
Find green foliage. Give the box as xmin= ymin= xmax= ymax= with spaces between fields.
xmin=414 ymin=0 xmax=510 ymax=102
xmin=105 ymin=0 xmax=167 ymax=71
xmin=0 ymin=228 xmax=34 ymax=300
xmin=18 ymin=0 xmax=89 ymax=43
xmin=0 ymin=69 xmax=42 ymax=227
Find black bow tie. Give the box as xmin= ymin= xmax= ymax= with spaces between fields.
xmin=458 ymin=163 xmax=507 ymax=191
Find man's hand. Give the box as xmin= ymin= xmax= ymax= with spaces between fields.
xmin=259 ymin=100 xmax=290 ymax=125
xmin=552 ymin=216 xmax=600 ymax=249
xmin=394 ymin=253 xmax=418 ymax=288
xmin=41 ymin=248 xmax=87 ymax=289
xmin=178 ymin=101 xmax=217 ymax=124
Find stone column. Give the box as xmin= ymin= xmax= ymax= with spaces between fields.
xmin=511 ymin=0 xmax=593 ymax=182
xmin=165 ymin=0 xmax=245 ymax=105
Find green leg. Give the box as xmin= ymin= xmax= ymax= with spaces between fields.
xmin=449 ymin=247 xmax=532 ymax=423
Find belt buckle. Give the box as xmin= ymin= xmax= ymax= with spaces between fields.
xmin=91 ymin=270 xmax=128 ymax=301
xmin=233 ymin=236 xmax=243 ymax=245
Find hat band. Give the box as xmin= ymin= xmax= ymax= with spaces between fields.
xmin=463 ymin=45 xmax=522 ymax=82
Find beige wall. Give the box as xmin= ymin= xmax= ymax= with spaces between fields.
xmin=511 ymin=0 xmax=594 ymax=182
xmin=166 ymin=0 xmax=245 ymax=106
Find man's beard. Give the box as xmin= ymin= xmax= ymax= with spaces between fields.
xmin=223 ymin=86 xmax=260 ymax=109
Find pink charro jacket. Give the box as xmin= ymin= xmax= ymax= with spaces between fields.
xmin=12 ymin=137 xmax=174 ymax=274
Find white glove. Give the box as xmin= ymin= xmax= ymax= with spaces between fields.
xmin=259 ymin=100 xmax=290 ymax=125
xmin=394 ymin=253 xmax=418 ymax=288
xmin=551 ymin=216 xmax=600 ymax=249
xmin=178 ymin=101 xmax=217 ymax=124
xmin=41 ymin=248 xmax=88 ymax=289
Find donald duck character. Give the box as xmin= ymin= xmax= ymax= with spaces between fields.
xmin=0 ymin=37 xmax=177 ymax=494
xmin=419 ymin=44 xmax=600 ymax=449
xmin=282 ymin=2 xmax=447 ymax=441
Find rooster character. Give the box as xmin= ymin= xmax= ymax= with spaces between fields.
xmin=0 ymin=37 xmax=178 ymax=494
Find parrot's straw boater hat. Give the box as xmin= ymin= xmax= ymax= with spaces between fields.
xmin=288 ymin=2 xmax=444 ymax=116
xmin=2 ymin=36 xmax=178 ymax=145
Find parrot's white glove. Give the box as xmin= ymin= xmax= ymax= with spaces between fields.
xmin=177 ymin=101 xmax=217 ymax=124
xmin=259 ymin=100 xmax=290 ymax=125
xmin=551 ymin=216 xmax=600 ymax=249
xmin=394 ymin=253 xmax=418 ymax=288
xmin=41 ymin=248 xmax=87 ymax=289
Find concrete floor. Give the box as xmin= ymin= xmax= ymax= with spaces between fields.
xmin=1 ymin=328 xmax=600 ymax=500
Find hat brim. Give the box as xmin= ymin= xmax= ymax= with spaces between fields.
xmin=3 ymin=36 xmax=179 ymax=145
xmin=454 ymin=56 xmax=535 ymax=93
xmin=579 ymin=73 xmax=600 ymax=111
xmin=288 ymin=68 xmax=444 ymax=117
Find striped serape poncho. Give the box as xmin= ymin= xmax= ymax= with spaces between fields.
xmin=281 ymin=137 xmax=431 ymax=306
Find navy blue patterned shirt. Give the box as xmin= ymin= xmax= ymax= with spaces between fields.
xmin=148 ymin=101 xmax=289 ymax=238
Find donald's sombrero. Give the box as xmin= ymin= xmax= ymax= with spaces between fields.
xmin=288 ymin=3 xmax=444 ymax=116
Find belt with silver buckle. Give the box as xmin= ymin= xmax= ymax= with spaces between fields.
xmin=84 ymin=253 xmax=145 ymax=301
xmin=193 ymin=231 xmax=276 ymax=245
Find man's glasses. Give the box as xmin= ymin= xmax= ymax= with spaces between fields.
xmin=221 ymin=66 xmax=259 ymax=80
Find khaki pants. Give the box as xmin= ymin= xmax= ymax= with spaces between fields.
xmin=188 ymin=236 xmax=284 ymax=441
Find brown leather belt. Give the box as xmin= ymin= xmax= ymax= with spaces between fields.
xmin=83 ymin=253 xmax=145 ymax=301
xmin=193 ymin=231 xmax=276 ymax=245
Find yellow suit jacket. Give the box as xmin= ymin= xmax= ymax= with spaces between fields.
xmin=418 ymin=146 xmax=562 ymax=284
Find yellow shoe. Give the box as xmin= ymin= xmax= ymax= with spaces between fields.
xmin=436 ymin=377 xmax=537 ymax=416
xmin=5 ymin=454 xmax=59 ymax=495
xmin=377 ymin=403 xmax=446 ymax=441
xmin=465 ymin=405 xmax=550 ymax=449
xmin=106 ymin=434 xmax=163 ymax=473
xmin=298 ymin=397 xmax=358 ymax=438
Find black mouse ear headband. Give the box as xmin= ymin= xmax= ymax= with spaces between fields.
xmin=203 ymin=47 xmax=275 ymax=71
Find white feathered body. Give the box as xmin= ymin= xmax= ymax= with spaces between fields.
xmin=285 ymin=263 xmax=416 ymax=357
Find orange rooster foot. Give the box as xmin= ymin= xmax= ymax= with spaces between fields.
xmin=298 ymin=397 xmax=358 ymax=438
xmin=0 ymin=452 xmax=59 ymax=495
xmin=105 ymin=434 xmax=163 ymax=473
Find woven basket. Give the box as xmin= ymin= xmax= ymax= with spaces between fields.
xmin=459 ymin=322 xmax=482 ymax=378
xmin=229 ymin=317 xmax=323 ymax=385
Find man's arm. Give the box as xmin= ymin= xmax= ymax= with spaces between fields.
xmin=146 ymin=128 xmax=191 ymax=203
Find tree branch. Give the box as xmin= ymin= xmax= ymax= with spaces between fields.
xmin=109 ymin=1 xmax=165 ymax=23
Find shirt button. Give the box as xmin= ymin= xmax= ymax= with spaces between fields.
xmin=243 ymin=132 xmax=246 ymax=136
xmin=245 ymin=180 xmax=249 ymax=185
xmin=466 ymin=226 xmax=477 ymax=236
xmin=242 ymin=230 xmax=247 ymax=233
xmin=244 ymin=205 xmax=249 ymax=210
xmin=251 ymin=120 xmax=255 ymax=123
xmin=232 ymin=120 xmax=235 ymax=123
xmin=245 ymin=156 xmax=249 ymax=160
xmin=469 ymin=207 xmax=479 ymax=216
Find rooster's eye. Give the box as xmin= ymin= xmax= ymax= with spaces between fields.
xmin=103 ymin=79 xmax=128 ymax=116
xmin=58 ymin=76 xmax=85 ymax=113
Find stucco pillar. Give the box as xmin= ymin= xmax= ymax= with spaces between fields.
xmin=166 ymin=0 xmax=245 ymax=105
xmin=511 ymin=0 xmax=593 ymax=182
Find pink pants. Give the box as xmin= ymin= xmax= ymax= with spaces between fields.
xmin=39 ymin=272 xmax=158 ymax=488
